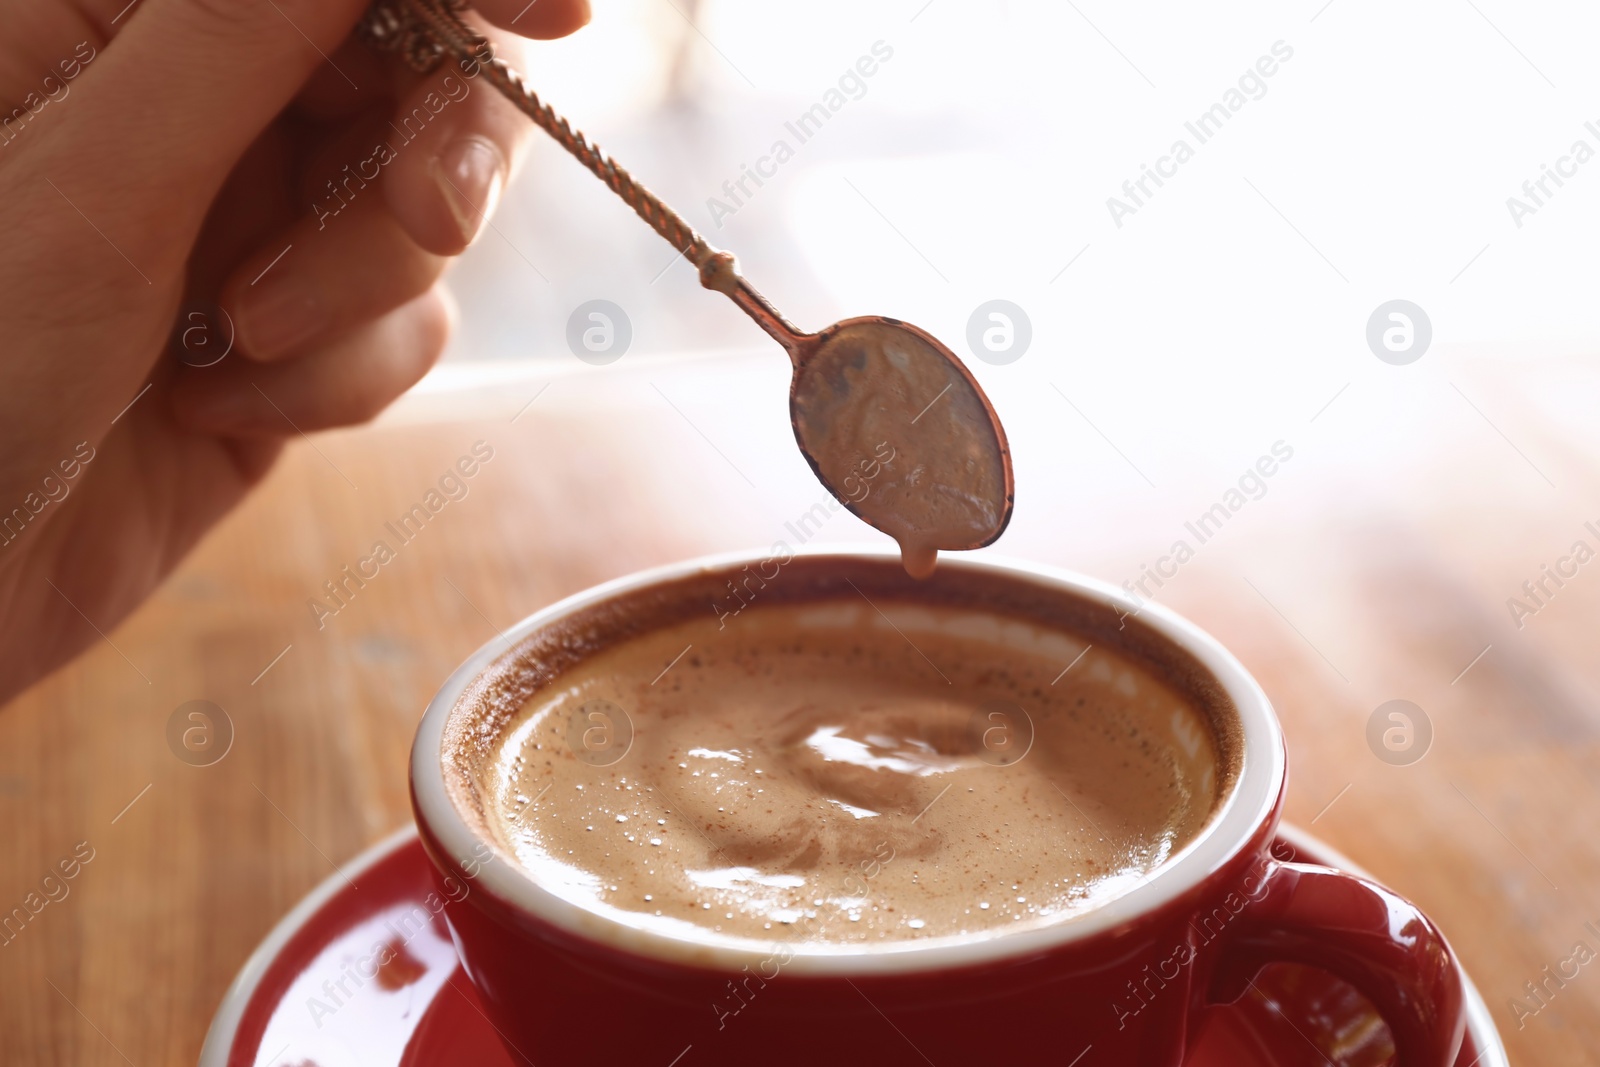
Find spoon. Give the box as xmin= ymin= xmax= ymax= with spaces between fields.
xmin=361 ymin=0 xmax=1014 ymax=576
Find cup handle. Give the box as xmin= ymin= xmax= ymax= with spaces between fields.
xmin=1206 ymin=860 xmax=1466 ymax=1066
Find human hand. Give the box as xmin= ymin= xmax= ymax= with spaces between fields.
xmin=0 ymin=0 xmax=589 ymax=703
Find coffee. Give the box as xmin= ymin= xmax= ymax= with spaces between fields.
xmin=474 ymin=592 xmax=1221 ymax=949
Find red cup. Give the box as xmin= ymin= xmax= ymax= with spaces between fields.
xmin=411 ymin=550 xmax=1465 ymax=1066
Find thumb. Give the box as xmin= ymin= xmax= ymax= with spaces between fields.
xmin=41 ymin=0 xmax=372 ymax=265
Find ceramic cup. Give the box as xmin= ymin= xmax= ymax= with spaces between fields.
xmin=411 ymin=549 xmax=1466 ymax=1066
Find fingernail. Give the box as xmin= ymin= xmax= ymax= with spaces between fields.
xmin=238 ymin=277 xmax=325 ymax=359
xmin=434 ymin=136 xmax=506 ymax=245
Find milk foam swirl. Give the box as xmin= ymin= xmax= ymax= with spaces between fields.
xmin=484 ymin=600 xmax=1218 ymax=948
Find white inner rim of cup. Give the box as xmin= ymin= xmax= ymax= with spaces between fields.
xmin=412 ymin=546 xmax=1284 ymax=976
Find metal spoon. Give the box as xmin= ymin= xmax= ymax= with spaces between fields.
xmin=361 ymin=0 xmax=1014 ymax=576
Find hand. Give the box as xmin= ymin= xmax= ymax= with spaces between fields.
xmin=0 ymin=0 xmax=589 ymax=703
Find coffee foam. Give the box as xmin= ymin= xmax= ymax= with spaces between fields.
xmin=438 ymin=559 xmax=1240 ymax=954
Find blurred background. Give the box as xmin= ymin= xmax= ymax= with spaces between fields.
xmin=436 ymin=0 xmax=1600 ymax=557
xmin=456 ymin=0 xmax=1600 ymax=369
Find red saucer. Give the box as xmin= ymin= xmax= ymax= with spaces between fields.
xmin=200 ymin=824 xmax=1506 ymax=1067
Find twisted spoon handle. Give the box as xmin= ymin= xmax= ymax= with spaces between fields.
xmin=359 ymin=0 xmax=806 ymax=352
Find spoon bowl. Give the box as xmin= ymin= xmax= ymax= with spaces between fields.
xmin=789 ymin=317 xmax=1013 ymax=577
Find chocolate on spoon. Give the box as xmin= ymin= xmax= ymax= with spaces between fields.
xmin=361 ymin=0 xmax=1014 ymax=576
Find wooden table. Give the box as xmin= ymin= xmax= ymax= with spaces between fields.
xmin=2 ymin=348 xmax=1594 ymax=1064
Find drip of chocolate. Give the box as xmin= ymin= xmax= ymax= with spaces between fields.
xmin=790 ymin=320 xmax=1012 ymax=577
